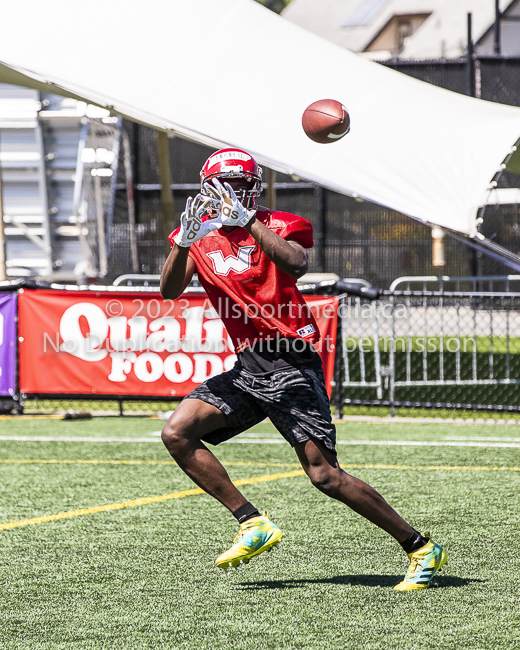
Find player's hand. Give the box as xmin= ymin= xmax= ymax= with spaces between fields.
xmin=203 ymin=179 xmax=256 ymax=228
xmin=173 ymin=194 xmax=220 ymax=248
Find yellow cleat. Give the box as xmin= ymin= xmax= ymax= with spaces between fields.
xmin=394 ymin=536 xmax=447 ymax=591
xmin=216 ymin=511 xmax=282 ymax=570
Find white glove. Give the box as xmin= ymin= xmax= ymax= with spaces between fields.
xmin=203 ymin=179 xmax=256 ymax=228
xmin=173 ymin=194 xmax=220 ymax=247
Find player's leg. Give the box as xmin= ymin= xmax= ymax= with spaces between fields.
xmin=264 ymin=363 xmax=446 ymax=589
xmin=161 ymin=371 xmax=282 ymax=570
xmin=161 ymin=397 xmax=247 ymax=513
xmin=294 ymin=438 xmax=446 ymax=590
xmin=294 ymin=437 xmax=413 ymax=542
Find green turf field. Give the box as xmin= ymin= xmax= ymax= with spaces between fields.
xmin=1 ymin=417 xmax=519 ymax=649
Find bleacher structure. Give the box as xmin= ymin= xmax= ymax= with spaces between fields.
xmin=0 ymin=84 xmax=117 ymax=281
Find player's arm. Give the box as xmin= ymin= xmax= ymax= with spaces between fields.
xmin=244 ymin=217 xmax=308 ymax=280
xmin=160 ymin=246 xmax=196 ymax=300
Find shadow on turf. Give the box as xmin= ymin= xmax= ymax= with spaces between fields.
xmin=236 ymin=575 xmax=480 ymax=590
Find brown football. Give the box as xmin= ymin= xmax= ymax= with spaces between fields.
xmin=302 ymin=99 xmax=350 ymax=144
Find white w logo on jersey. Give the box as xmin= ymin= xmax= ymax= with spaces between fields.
xmin=206 ymin=245 xmax=256 ymax=276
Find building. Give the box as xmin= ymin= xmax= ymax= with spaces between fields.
xmin=282 ymin=0 xmax=520 ymax=60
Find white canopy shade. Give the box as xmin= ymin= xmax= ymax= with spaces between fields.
xmin=1 ymin=0 xmax=520 ymax=236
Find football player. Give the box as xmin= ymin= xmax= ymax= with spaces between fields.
xmin=160 ymin=148 xmax=446 ymax=590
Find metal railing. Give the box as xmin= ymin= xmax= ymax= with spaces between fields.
xmin=389 ymin=275 xmax=520 ymax=292
xmin=113 ymin=274 xmax=161 ymax=286
xmin=335 ymin=279 xmax=520 ymax=416
xmin=338 ymin=294 xmax=384 ymax=400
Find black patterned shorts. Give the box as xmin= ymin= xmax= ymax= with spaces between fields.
xmin=185 ymin=360 xmax=337 ymax=453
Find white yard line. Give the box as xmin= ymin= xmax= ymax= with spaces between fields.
xmin=1 ymin=435 xmax=520 ymax=448
xmin=335 ymin=416 xmax=520 ymax=425
xmin=444 ymin=436 xmax=520 ymax=442
xmin=0 ymin=436 xmax=161 ymax=443
xmin=336 ymin=440 xmax=520 ymax=448
xmin=227 ymin=439 xmax=520 ymax=448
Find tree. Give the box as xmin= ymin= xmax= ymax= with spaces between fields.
xmin=254 ymin=0 xmax=292 ymax=14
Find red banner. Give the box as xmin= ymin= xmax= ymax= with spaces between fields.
xmin=18 ymin=289 xmax=338 ymax=397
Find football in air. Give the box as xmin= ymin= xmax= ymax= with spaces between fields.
xmin=302 ymin=99 xmax=350 ymax=144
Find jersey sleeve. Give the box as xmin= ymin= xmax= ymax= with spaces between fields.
xmin=168 ymin=228 xmax=180 ymax=248
xmin=280 ymin=214 xmax=314 ymax=249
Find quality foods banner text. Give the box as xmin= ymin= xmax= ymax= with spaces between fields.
xmin=0 ymin=292 xmax=17 ymax=396
xmin=18 ymin=290 xmax=338 ymax=397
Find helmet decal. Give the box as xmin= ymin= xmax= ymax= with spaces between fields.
xmin=206 ymin=151 xmax=251 ymax=166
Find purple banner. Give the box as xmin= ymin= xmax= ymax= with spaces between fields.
xmin=0 ymin=292 xmax=17 ymax=396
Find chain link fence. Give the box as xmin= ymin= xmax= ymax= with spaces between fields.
xmin=333 ymin=285 xmax=520 ymax=421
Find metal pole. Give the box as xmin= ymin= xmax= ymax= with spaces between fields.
xmin=316 ymin=185 xmax=326 ymax=272
xmin=333 ymin=299 xmax=344 ymax=419
xmin=71 ymin=119 xmax=88 ymax=222
xmin=267 ymin=168 xmax=276 ymax=211
xmin=432 ymin=226 xmax=445 ymax=267
xmin=494 ymin=0 xmax=501 ymax=55
xmin=71 ymin=119 xmax=96 ymax=277
xmin=94 ymin=173 xmax=108 ymax=276
xmin=467 ymin=12 xmax=480 ymax=277
xmin=35 ymin=120 xmax=53 ymax=276
xmin=157 ymin=130 xmax=175 ymax=251
xmin=467 ymin=13 xmax=476 ymax=97
xmin=121 ymin=128 xmax=139 ymax=273
xmin=470 ymin=249 xmax=479 ymax=276
xmin=0 ymin=129 xmax=6 ymax=281
xmin=105 ymin=117 xmax=122 ymax=258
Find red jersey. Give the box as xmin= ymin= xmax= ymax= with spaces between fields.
xmin=169 ymin=209 xmax=320 ymax=351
